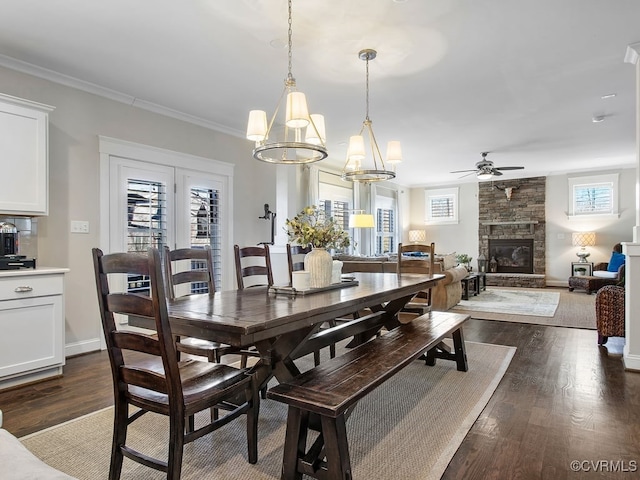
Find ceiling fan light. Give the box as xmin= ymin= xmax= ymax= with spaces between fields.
xmin=477 ymin=170 xmax=493 ymax=180
xmin=386 ymin=140 xmax=402 ymax=164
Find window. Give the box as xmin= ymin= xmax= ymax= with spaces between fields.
xmin=568 ymin=174 xmax=619 ymax=218
xmin=374 ymin=186 xmax=398 ymax=255
xmin=318 ymin=171 xmax=353 ymax=253
xmin=425 ymin=187 xmax=458 ymax=224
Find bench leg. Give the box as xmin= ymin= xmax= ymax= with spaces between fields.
xmin=281 ymin=407 xmax=308 ymax=480
xmin=321 ymin=415 xmax=353 ymax=480
xmin=452 ymin=327 xmax=468 ymax=372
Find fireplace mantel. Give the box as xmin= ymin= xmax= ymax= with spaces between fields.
xmin=481 ymin=220 xmax=539 ymax=234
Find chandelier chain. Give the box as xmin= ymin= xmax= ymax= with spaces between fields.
xmin=287 ymin=0 xmax=293 ymax=81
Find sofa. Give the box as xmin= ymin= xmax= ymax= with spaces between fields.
xmin=336 ymin=254 xmax=468 ymax=311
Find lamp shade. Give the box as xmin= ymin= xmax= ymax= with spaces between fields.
xmin=572 ymin=232 xmax=596 ymax=247
xmin=408 ymin=230 xmax=426 ymax=243
xmin=347 ymin=135 xmax=366 ymax=162
xmin=349 ymin=213 xmax=375 ymax=228
xmin=285 ymin=91 xmax=310 ymax=128
xmin=246 ymin=110 xmax=267 ymax=141
xmin=386 ymin=141 xmax=403 ymax=164
xmin=305 ymin=114 xmax=326 ymax=145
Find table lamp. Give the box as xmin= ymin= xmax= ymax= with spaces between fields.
xmin=408 ymin=230 xmax=426 ymax=244
xmin=572 ymin=231 xmax=596 ymax=262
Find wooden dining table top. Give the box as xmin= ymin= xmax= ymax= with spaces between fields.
xmin=161 ymin=272 xmax=444 ymax=347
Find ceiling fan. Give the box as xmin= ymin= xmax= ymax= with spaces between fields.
xmin=450 ymin=152 xmax=524 ymax=180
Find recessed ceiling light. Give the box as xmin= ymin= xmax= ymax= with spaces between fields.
xmin=601 ymin=93 xmax=616 ymax=99
xmin=592 ymin=115 xmax=605 ymax=123
xmin=392 ymin=0 xmax=409 ymax=3
xmin=269 ymin=38 xmax=286 ymax=49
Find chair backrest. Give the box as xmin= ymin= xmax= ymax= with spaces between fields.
xmin=234 ymin=244 xmax=274 ymax=290
xmin=397 ymin=242 xmax=435 ymax=275
xmin=286 ymin=243 xmax=312 ymax=285
xmin=163 ymin=246 xmax=216 ymax=300
xmin=92 ymin=247 xmax=184 ymax=406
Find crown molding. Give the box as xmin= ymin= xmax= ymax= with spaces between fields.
xmin=624 ymin=42 xmax=640 ymax=65
xmin=0 ymin=53 xmax=244 ymax=138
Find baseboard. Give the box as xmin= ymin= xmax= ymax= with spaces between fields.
xmin=546 ymin=280 xmax=569 ymax=288
xmin=65 ymin=338 xmax=102 ymax=357
xmin=623 ymin=348 xmax=640 ymax=371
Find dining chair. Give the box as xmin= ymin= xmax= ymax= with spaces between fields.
xmin=286 ymin=243 xmax=336 ymax=365
xmin=397 ymin=242 xmax=436 ymax=318
xmin=163 ymin=245 xmax=236 ymax=363
xmin=92 ymin=247 xmax=259 ymax=480
xmin=286 ymin=243 xmax=311 ymax=286
xmin=234 ymin=244 xmax=274 ymax=290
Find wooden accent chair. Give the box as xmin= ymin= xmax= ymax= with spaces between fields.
xmin=286 ymin=243 xmax=336 ymax=365
xmin=93 ymin=247 xmax=259 ymax=480
xmin=286 ymin=243 xmax=311 ymax=286
xmin=234 ymin=244 xmax=273 ymax=290
xmin=397 ymin=242 xmax=436 ymax=318
xmin=596 ymin=285 xmax=625 ymax=345
xmin=164 ymin=246 xmax=236 ymax=363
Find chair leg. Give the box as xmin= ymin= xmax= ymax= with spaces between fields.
xmin=598 ymin=334 xmax=609 ymax=345
xmin=168 ymin=413 xmax=186 ymax=480
xmin=246 ymin=377 xmax=260 ymax=464
xmin=109 ymin=398 xmax=128 ymax=480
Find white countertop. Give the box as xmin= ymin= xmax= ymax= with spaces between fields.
xmin=0 ymin=267 xmax=69 ymax=278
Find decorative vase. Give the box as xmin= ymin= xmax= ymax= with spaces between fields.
xmin=304 ymin=247 xmax=333 ymax=288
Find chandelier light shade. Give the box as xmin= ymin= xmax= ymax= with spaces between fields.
xmin=342 ymin=49 xmax=400 ymax=183
xmin=572 ymin=231 xmax=596 ymax=262
xmin=246 ymin=0 xmax=328 ymax=164
xmin=408 ymin=229 xmax=427 ymax=243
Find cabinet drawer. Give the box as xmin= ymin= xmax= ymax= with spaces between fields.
xmin=0 ymin=274 xmax=63 ymax=301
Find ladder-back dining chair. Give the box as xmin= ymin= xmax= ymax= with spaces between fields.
xmin=234 ymin=244 xmax=274 ymax=290
xmin=397 ymin=242 xmax=436 ymax=317
xmin=286 ymin=243 xmax=336 ymax=365
xmin=93 ymin=247 xmax=259 ymax=480
xmin=286 ymin=243 xmax=312 ymax=286
xmin=164 ymin=246 xmax=237 ymax=363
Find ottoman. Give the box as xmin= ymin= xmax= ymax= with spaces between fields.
xmin=568 ymin=275 xmax=616 ymax=294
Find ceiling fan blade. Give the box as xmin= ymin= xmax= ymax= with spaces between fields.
xmin=458 ymin=172 xmax=477 ymax=179
xmin=491 ymin=170 xmax=504 ymax=176
xmin=495 ymin=166 xmax=524 ymax=171
xmin=450 ymin=169 xmax=477 ymax=174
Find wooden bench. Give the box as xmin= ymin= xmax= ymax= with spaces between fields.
xmin=267 ymin=311 xmax=469 ymax=480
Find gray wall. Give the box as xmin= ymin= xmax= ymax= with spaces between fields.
xmin=1 ymin=66 xmax=278 ymax=355
xmin=408 ymin=169 xmax=636 ymax=286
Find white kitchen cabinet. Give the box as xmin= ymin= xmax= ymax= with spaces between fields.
xmin=0 ymin=93 xmax=54 ymax=216
xmin=0 ymin=268 xmax=68 ymax=389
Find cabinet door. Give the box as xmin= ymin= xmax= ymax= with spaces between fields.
xmin=0 ymin=95 xmax=52 ymax=215
xmin=0 ymin=295 xmax=64 ymax=378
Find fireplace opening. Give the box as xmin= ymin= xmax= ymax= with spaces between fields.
xmin=489 ymin=239 xmax=534 ymax=274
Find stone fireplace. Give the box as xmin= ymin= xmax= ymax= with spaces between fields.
xmin=478 ymin=176 xmax=546 ymax=288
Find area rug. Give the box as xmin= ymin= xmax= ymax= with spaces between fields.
xmin=20 ymin=341 xmax=515 ymax=480
xmin=453 ymin=288 xmax=560 ymax=317
xmin=451 ymin=287 xmax=596 ymax=329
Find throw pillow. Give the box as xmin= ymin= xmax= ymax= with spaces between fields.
xmin=593 ymin=270 xmax=618 ymax=279
xmin=441 ymin=253 xmax=457 ymax=270
xmin=607 ymin=251 xmax=625 ymax=273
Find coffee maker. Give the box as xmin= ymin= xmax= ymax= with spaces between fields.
xmin=0 ymin=222 xmax=18 ymax=256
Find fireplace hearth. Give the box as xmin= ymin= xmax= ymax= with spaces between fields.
xmin=489 ymin=239 xmax=534 ymax=274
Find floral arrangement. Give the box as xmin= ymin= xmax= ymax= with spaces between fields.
xmin=285 ymin=205 xmax=351 ymax=249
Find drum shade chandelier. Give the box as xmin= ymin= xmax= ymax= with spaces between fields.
xmin=342 ymin=49 xmax=401 ymax=183
xmin=246 ymin=0 xmax=327 ymax=165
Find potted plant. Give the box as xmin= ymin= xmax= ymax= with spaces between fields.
xmin=574 ymin=266 xmax=587 ymax=276
xmin=456 ymin=253 xmax=473 ymax=271
xmin=286 ymin=206 xmax=351 ymax=287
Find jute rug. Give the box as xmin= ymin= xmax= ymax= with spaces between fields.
xmin=20 ymin=341 xmax=515 ymax=480
xmin=451 ymin=287 xmax=596 ymax=329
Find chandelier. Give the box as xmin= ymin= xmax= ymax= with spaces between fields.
xmin=342 ymin=49 xmax=401 ymax=182
xmin=246 ymin=0 xmax=327 ymax=164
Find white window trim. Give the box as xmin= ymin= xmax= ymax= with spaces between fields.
xmin=567 ymin=173 xmax=620 ymax=220
xmin=425 ymin=187 xmax=459 ymax=225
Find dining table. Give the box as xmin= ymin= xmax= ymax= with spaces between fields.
xmin=130 ymin=271 xmax=444 ymax=389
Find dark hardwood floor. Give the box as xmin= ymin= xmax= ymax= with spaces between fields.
xmin=1 ymin=317 xmax=638 ymax=479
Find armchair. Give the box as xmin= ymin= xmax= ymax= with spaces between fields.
xmin=595 ymin=285 xmax=625 ymax=345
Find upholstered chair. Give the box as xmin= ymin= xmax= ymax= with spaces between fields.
xmin=595 ymin=285 xmax=625 ymax=345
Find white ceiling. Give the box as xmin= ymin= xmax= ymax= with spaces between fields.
xmin=1 ymin=0 xmax=639 ymax=187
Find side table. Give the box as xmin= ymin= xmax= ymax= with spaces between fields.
xmin=461 ymin=274 xmax=478 ymax=300
xmin=475 ymin=272 xmax=486 ymax=294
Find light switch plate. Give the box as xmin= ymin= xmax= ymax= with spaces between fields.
xmin=71 ymin=220 xmax=90 ymax=234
